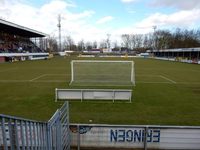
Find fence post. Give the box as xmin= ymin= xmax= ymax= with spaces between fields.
xmin=2 ymin=118 xmax=8 ymax=150
xmin=57 ymin=111 xmax=62 ymax=150
xmin=47 ymin=122 xmax=51 ymax=150
xmin=14 ymin=120 xmax=20 ymax=150
xmin=77 ymin=125 xmax=80 ymax=150
xmin=144 ymin=126 xmax=148 ymax=150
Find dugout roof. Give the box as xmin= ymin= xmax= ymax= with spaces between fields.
xmin=0 ymin=19 xmax=47 ymax=37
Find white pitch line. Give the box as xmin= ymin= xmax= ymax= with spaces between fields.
xmin=0 ymin=68 xmax=18 ymax=73
xmin=45 ymin=74 xmax=69 ymax=76
xmin=0 ymin=80 xmax=167 ymax=84
xmin=176 ymin=82 xmax=200 ymax=85
xmin=191 ymin=69 xmax=200 ymax=73
xmin=0 ymin=80 xmax=29 ymax=83
xmin=137 ymin=81 xmax=171 ymax=84
xmin=33 ymin=80 xmax=66 ymax=83
xmin=0 ymin=80 xmax=199 ymax=84
xmin=0 ymin=80 xmax=66 ymax=83
xmin=70 ymin=83 xmax=134 ymax=86
xmin=159 ymin=75 xmax=176 ymax=84
xmin=29 ymin=74 xmax=47 ymax=82
xmin=136 ymin=74 xmax=160 ymax=77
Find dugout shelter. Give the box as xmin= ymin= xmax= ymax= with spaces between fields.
xmin=147 ymin=48 xmax=200 ymax=64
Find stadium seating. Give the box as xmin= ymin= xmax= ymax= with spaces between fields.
xmin=0 ymin=32 xmax=44 ymax=53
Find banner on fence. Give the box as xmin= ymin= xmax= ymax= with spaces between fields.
xmin=70 ymin=125 xmax=200 ymax=149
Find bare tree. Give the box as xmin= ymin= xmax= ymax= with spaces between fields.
xmin=142 ymin=34 xmax=150 ymax=49
xmin=92 ymin=41 xmax=98 ymax=49
xmin=63 ymin=36 xmax=75 ymax=50
xmin=135 ymin=34 xmax=143 ymax=48
xmin=77 ymin=39 xmax=85 ymax=51
xmin=130 ymin=34 xmax=136 ymax=49
xmin=48 ymin=36 xmax=58 ymax=52
xmin=155 ymin=30 xmax=172 ymax=49
xmin=112 ymin=40 xmax=120 ymax=52
xmin=113 ymin=40 xmax=119 ymax=49
xmin=99 ymin=40 xmax=107 ymax=49
xmin=121 ymin=34 xmax=131 ymax=49
xmin=85 ymin=41 xmax=93 ymax=50
xmin=106 ymin=34 xmax=111 ymax=49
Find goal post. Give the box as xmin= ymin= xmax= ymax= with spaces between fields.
xmin=70 ymin=60 xmax=135 ymax=86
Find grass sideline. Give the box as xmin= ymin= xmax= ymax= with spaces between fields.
xmin=0 ymin=56 xmax=200 ymax=126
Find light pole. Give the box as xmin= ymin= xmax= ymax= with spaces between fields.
xmin=152 ymin=25 xmax=157 ymax=50
xmin=57 ymin=14 xmax=62 ymax=52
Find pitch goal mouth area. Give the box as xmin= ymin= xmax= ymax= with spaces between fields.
xmin=69 ymin=80 xmax=134 ymax=87
xmin=1 ymin=73 xmax=199 ymax=85
xmin=136 ymin=74 xmax=176 ymax=84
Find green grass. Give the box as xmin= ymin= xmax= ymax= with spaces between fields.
xmin=0 ymin=56 xmax=200 ymax=126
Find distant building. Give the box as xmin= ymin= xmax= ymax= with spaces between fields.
xmin=147 ymin=48 xmax=200 ymax=64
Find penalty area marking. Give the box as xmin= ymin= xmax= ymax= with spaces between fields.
xmin=136 ymin=74 xmax=177 ymax=84
xmin=33 ymin=80 xmax=66 ymax=83
xmin=0 ymin=80 xmax=29 ymax=83
xmin=137 ymin=81 xmax=171 ymax=84
xmin=45 ymin=74 xmax=70 ymax=76
xmin=0 ymin=74 xmax=69 ymax=83
xmin=0 ymin=80 xmax=66 ymax=83
xmin=29 ymin=74 xmax=47 ymax=81
xmin=159 ymin=75 xmax=176 ymax=84
xmin=136 ymin=74 xmax=160 ymax=77
xmin=0 ymin=68 xmax=18 ymax=73
xmin=29 ymin=74 xmax=69 ymax=82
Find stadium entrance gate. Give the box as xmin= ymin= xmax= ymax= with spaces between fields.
xmin=0 ymin=102 xmax=70 ymax=150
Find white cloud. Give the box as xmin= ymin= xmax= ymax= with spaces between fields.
xmin=0 ymin=0 xmax=106 ymax=43
xmin=121 ymin=0 xmax=138 ymax=3
xmin=1 ymin=0 xmax=200 ymax=45
xmin=96 ymin=16 xmax=114 ymax=24
xmin=111 ymin=8 xmax=200 ymax=41
xmin=150 ymin=0 xmax=200 ymax=10
xmin=67 ymin=10 xmax=95 ymax=21
xmin=135 ymin=9 xmax=200 ymax=29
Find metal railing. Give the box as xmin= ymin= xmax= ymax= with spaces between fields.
xmin=0 ymin=102 xmax=70 ymax=150
xmin=48 ymin=102 xmax=70 ymax=150
xmin=0 ymin=114 xmax=48 ymax=150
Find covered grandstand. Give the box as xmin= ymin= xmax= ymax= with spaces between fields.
xmin=0 ymin=18 xmax=49 ymax=62
xmin=147 ymin=48 xmax=200 ymax=64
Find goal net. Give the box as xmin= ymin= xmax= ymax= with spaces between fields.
xmin=70 ymin=60 xmax=135 ymax=86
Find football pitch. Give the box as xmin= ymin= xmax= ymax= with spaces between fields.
xmin=0 ymin=56 xmax=200 ymax=126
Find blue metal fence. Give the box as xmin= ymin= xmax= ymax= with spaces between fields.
xmin=0 ymin=102 xmax=70 ymax=150
xmin=48 ymin=102 xmax=70 ymax=150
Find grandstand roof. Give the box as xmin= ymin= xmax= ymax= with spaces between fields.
xmin=0 ymin=19 xmax=47 ymax=37
xmin=147 ymin=48 xmax=200 ymax=53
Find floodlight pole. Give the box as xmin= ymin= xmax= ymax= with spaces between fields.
xmin=152 ymin=26 xmax=157 ymax=50
xmin=58 ymin=14 xmax=62 ymax=52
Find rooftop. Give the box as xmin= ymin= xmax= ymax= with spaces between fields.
xmin=0 ymin=18 xmax=47 ymax=37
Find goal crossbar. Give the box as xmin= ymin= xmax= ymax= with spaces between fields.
xmin=71 ymin=60 xmax=134 ymax=63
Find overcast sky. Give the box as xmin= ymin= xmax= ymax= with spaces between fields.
xmin=0 ymin=0 xmax=200 ymax=43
